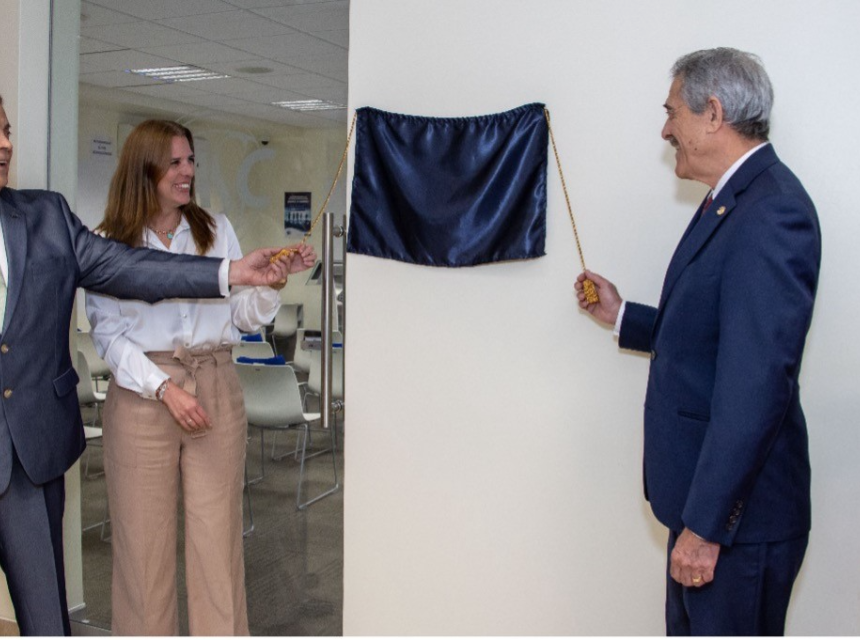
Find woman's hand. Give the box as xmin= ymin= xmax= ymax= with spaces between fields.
xmin=263 ymin=244 xmax=317 ymax=290
xmin=159 ymin=380 xmax=212 ymax=434
xmin=286 ymin=243 xmax=317 ymax=274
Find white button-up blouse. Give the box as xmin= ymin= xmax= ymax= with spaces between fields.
xmin=85 ymin=212 xmax=280 ymax=399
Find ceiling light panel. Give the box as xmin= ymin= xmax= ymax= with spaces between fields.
xmin=127 ymin=65 xmax=230 ymax=82
xmin=272 ymin=99 xmax=345 ymax=112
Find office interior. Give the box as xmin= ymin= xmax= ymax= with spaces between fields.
xmin=3 ymin=0 xmax=860 ymax=635
xmin=2 ymin=0 xmax=347 ymax=635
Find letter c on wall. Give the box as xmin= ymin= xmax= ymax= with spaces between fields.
xmin=237 ymin=147 xmax=276 ymax=209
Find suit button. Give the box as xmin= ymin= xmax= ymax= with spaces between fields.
xmin=0 ymin=344 xmax=7 ymax=354
xmin=650 ymin=350 xmax=657 ymax=361
xmin=3 ymin=389 xmax=12 ymax=399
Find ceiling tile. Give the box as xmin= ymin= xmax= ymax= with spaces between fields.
xmin=310 ymin=29 xmax=348 ymax=47
xmin=237 ymin=102 xmax=341 ymax=128
xmin=254 ymin=1 xmax=348 ymax=33
xmin=80 ymin=0 xmax=350 ymax=129
xmin=205 ymin=59 xmax=306 ymax=77
xmin=225 ymin=0 xmax=333 ymax=8
xmin=80 ymin=2 xmax=139 ymax=27
xmin=80 ymin=49 xmax=183 ymax=73
xmin=158 ymin=10 xmax=296 ymax=40
xmin=81 ymin=20 xmax=206 ymax=49
xmin=254 ymin=72 xmax=342 ymax=91
xmin=123 ymin=83 xmax=211 ymax=100
xmin=233 ymin=86 xmax=312 ymax=104
xmin=87 ymin=0 xmax=236 ymax=20
xmin=79 ymin=36 xmax=124 ymax=55
xmin=227 ymin=31 xmax=344 ymax=64
xmin=80 ymin=71 xmax=164 ymax=89
xmin=189 ymin=76 xmax=275 ymax=96
xmin=140 ymin=41 xmax=261 ymax=65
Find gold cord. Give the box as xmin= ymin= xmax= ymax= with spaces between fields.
xmin=544 ymin=108 xmax=599 ymax=304
xmin=304 ymin=110 xmax=358 ymax=242
xmin=271 ymin=110 xmax=359 ymax=263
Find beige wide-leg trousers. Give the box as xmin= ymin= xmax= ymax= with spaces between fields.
xmin=103 ymin=347 xmax=249 ymax=636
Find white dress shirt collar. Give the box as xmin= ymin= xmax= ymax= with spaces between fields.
xmin=711 ymin=141 xmax=770 ymax=200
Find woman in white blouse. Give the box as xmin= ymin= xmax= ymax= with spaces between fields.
xmin=86 ymin=120 xmax=315 ymax=636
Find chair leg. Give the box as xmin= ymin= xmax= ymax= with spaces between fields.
xmin=84 ymin=444 xmax=105 ymax=479
xmin=243 ymin=461 xmax=255 ymax=537
xmin=246 ymin=429 xmax=264 ymax=485
xmin=100 ymin=498 xmax=111 ymax=542
xmin=296 ymin=422 xmax=340 ymax=510
xmin=271 ymin=430 xmax=302 ymax=462
xmin=83 ymin=490 xmax=111 ymax=542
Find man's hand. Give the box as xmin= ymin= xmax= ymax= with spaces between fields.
xmin=670 ymin=527 xmax=721 ymax=588
xmin=574 ymin=270 xmax=622 ymax=325
xmin=229 ymin=244 xmax=315 ymax=287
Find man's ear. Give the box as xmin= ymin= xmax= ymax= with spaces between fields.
xmin=706 ymin=96 xmax=725 ymax=132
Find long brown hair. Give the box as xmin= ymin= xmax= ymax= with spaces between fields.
xmin=97 ymin=120 xmax=215 ymax=253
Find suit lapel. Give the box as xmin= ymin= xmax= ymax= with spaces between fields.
xmin=0 ymin=192 xmax=29 ymax=333
xmin=658 ymin=192 xmax=735 ymax=308
xmin=657 ymin=145 xmax=780 ymax=310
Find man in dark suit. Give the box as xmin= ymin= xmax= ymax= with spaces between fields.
xmin=575 ymin=48 xmax=820 ymax=635
xmin=0 ymin=94 xmax=296 ymax=635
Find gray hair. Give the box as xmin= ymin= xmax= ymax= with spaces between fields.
xmin=672 ymin=48 xmax=773 ymax=141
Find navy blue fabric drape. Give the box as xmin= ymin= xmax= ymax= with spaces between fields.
xmin=347 ymin=103 xmax=548 ymax=267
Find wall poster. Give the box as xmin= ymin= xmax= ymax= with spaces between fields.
xmin=284 ymin=191 xmax=312 ymax=237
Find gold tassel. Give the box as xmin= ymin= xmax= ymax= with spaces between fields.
xmin=582 ymin=278 xmax=599 ymax=304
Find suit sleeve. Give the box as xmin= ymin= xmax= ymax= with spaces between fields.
xmin=618 ymin=302 xmax=657 ymax=353
xmin=57 ymin=193 xmax=223 ymax=301
xmin=681 ymin=192 xmax=820 ymax=545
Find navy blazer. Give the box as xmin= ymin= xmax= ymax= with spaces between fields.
xmin=619 ymin=145 xmax=821 ymax=546
xmin=0 ymin=188 xmax=223 ymax=489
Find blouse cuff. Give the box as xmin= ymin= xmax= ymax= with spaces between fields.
xmin=141 ymin=370 xmax=170 ymax=400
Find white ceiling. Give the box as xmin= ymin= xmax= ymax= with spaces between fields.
xmin=79 ymin=0 xmax=349 ymax=129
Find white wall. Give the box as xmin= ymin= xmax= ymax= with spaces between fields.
xmin=344 ymin=0 xmax=860 ymax=634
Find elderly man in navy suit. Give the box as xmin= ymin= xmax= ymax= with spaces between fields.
xmin=576 ymin=48 xmax=820 ymax=635
xmin=0 ymin=94 xmax=303 ymax=635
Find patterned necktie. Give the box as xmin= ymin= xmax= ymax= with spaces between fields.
xmin=702 ymin=193 xmax=713 ymax=213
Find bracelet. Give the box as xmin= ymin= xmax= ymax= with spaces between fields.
xmin=155 ymin=379 xmax=169 ymax=402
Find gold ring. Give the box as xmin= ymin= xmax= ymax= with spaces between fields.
xmin=692 ymin=576 xmax=702 ymax=584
